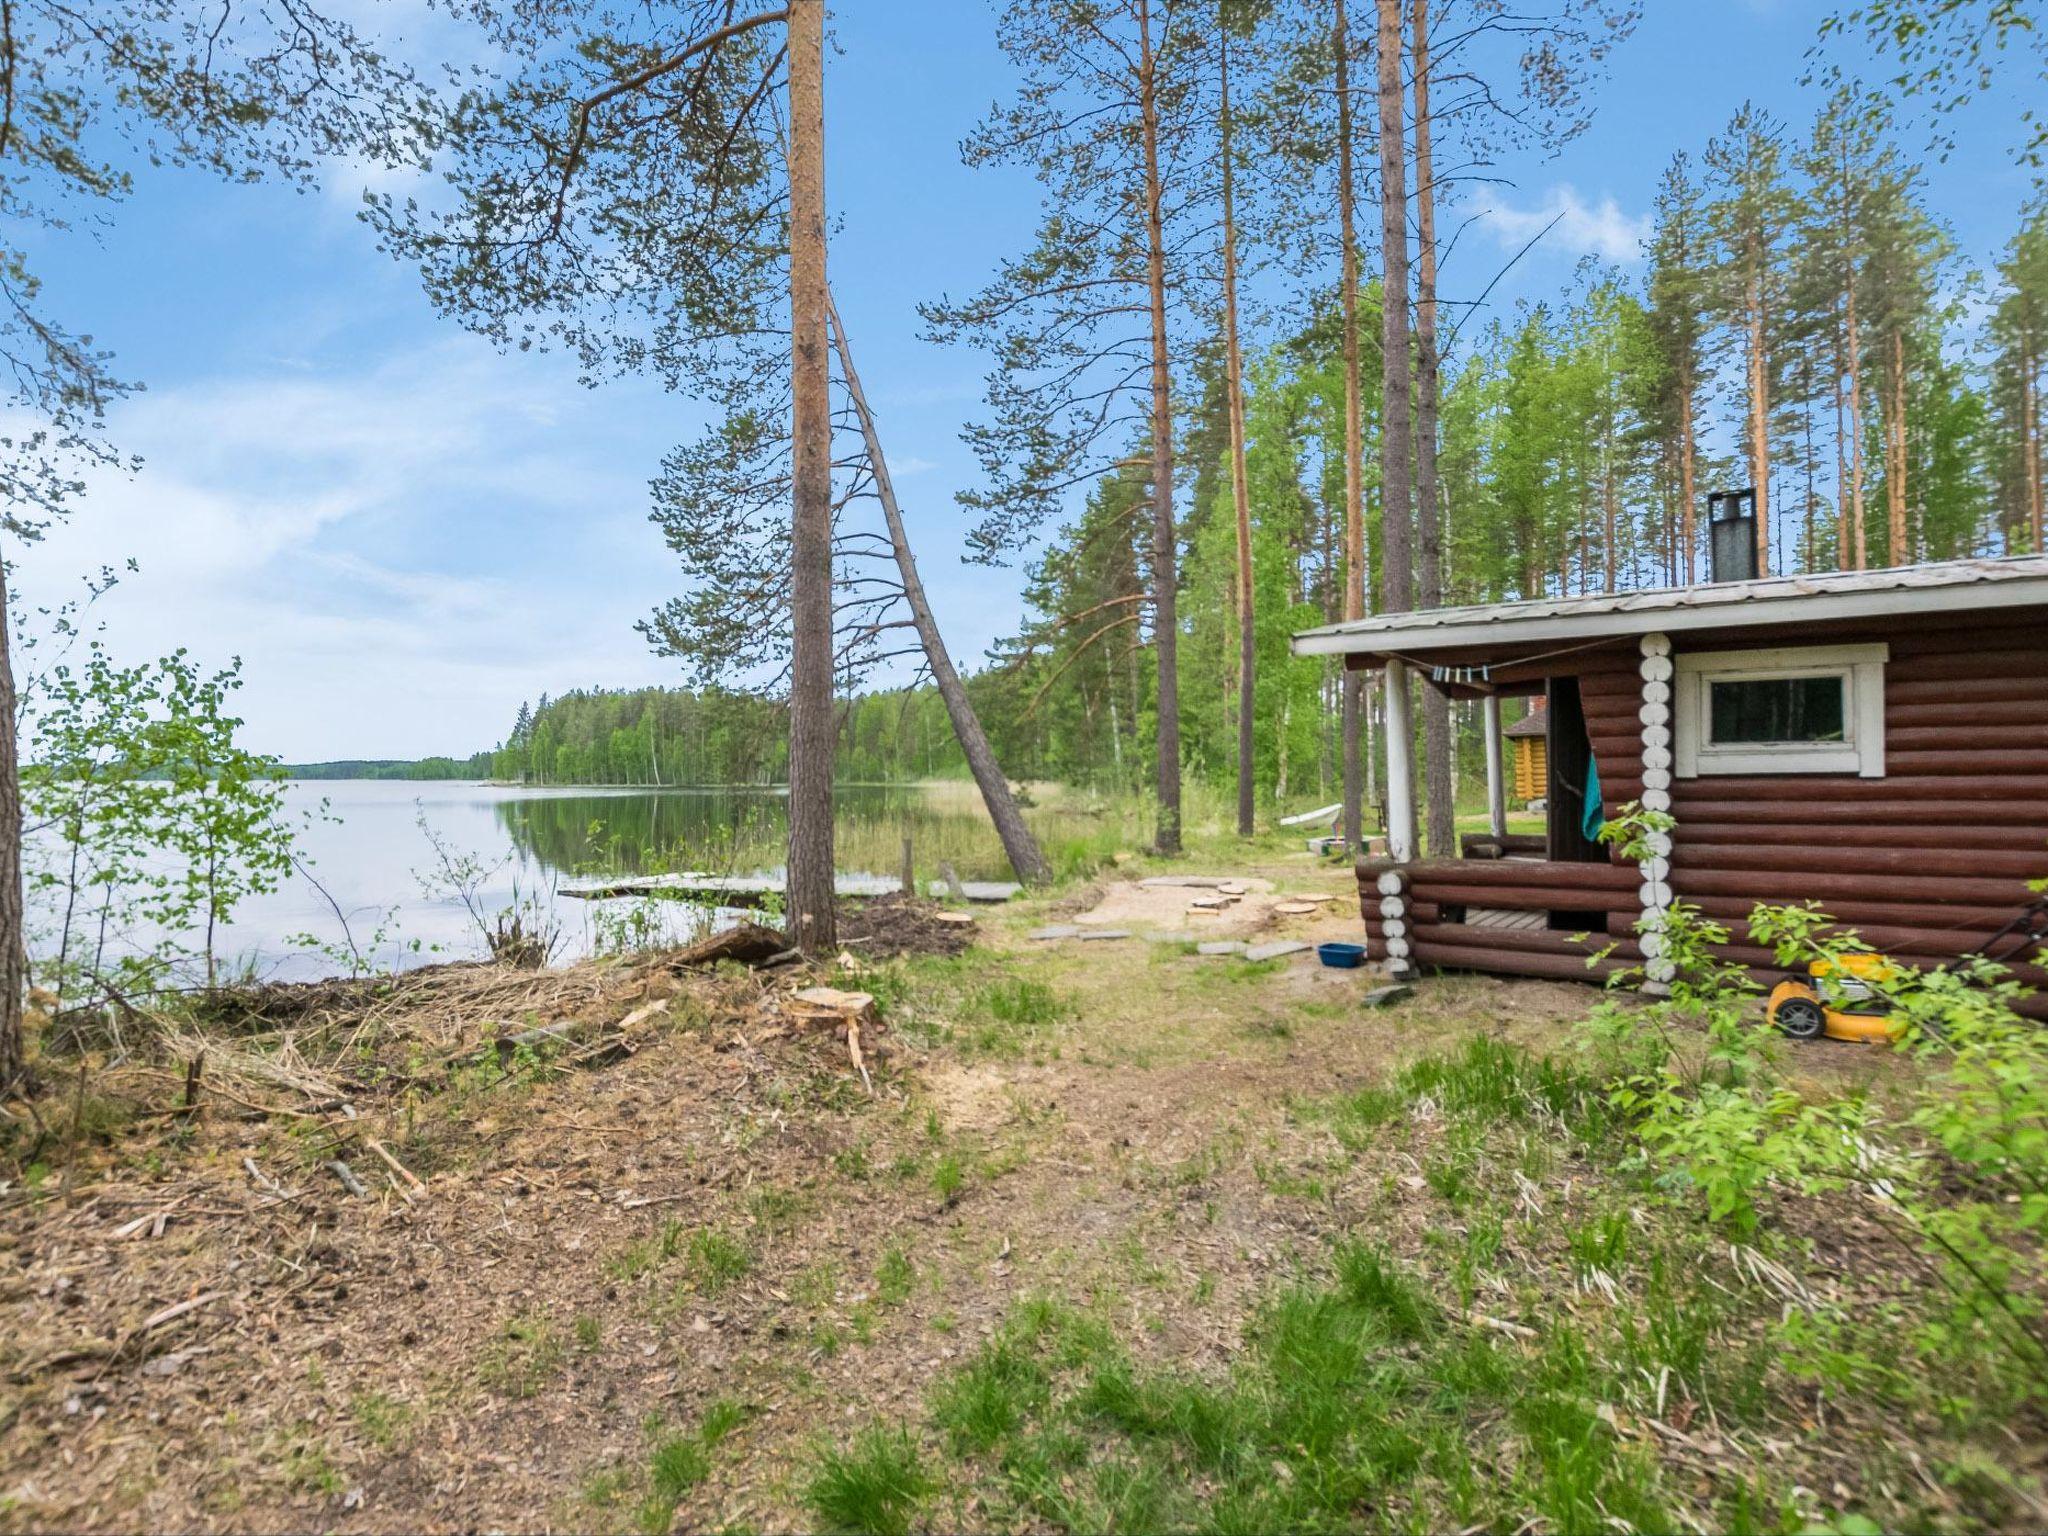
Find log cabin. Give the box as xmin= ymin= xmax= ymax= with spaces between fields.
xmin=1289 ymin=555 xmax=2048 ymax=1015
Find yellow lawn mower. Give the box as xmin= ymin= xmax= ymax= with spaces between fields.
xmin=1766 ymin=897 xmax=2048 ymax=1044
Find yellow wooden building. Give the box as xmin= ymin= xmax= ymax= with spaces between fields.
xmin=1506 ymin=698 xmax=1548 ymax=802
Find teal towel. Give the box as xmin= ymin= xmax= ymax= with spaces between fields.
xmin=1581 ymin=755 xmax=1604 ymax=844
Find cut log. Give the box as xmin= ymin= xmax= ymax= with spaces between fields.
xmin=671 ymin=922 xmax=792 ymax=968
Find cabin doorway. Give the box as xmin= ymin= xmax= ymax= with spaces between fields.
xmin=1545 ymin=676 xmax=1606 ymax=864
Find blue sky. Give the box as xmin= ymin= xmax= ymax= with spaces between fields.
xmin=15 ymin=0 xmax=2038 ymax=762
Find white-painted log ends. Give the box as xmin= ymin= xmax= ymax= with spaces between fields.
xmin=1371 ymin=865 xmax=1413 ymax=978
xmin=1638 ymin=632 xmax=1677 ymax=992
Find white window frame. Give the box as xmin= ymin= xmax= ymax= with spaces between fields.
xmin=1673 ymin=642 xmax=1888 ymax=778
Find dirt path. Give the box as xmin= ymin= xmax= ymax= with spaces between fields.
xmin=0 ymin=855 xmax=1624 ymax=1533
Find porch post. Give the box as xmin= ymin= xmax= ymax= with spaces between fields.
xmin=1383 ymin=659 xmax=1417 ymax=863
xmin=1637 ymin=632 xmax=1677 ymax=994
xmin=1482 ymin=694 xmax=1507 ymax=840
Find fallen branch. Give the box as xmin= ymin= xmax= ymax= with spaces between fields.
xmin=327 ymin=1160 xmax=367 ymax=1199
xmin=365 ymin=1138 xmax=426 ymax=1199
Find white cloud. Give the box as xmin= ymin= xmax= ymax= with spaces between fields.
xmin=14 ymin=336 xmax=688 ymax=762
xmin=1476 ymin=183 xmax=1650 ymax=265
xmin=890 ymin=454 xmax=939 ymax=478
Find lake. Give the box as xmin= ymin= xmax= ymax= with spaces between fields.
xmin=35 ymin=779 xmax=1130 ymax=984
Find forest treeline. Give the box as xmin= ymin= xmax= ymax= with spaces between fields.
xmin=389 ymin=94 xmax=2048 ymax=805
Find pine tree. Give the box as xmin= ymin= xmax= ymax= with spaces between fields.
xmin=924 ymin=0 xmax=1211 ymax=857
xmin=1705 ymin=103 xmax=1794 ymax=578
xmin=1990 ymin=201 xmax=2048 ymax=553
xmin=1645 ymin=157 xmax=1715 ymax=583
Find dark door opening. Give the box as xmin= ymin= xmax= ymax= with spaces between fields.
xmin=1545 ymin=676 xmax=1606 ymax=866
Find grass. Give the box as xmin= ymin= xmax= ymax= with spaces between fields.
xmin=632 ymin=1401 xmax=748 ymax=1534
xmin=682 ymin=1229 xmax=753 ymax=1296
xmin=476 ymin=1312 xmax=564 ymax=1399
xmin=349 ymin=1389 xmax=411 ymax=1450
xmin=831 ymin=1029 xmax=1905 ymax=1534
xmin=875 ymin=1245 xmax=915 ymax=1306
xmin=802 ymin=1426 xmax=932 ymax=1536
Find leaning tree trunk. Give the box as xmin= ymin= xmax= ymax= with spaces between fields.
xmin=1411 ymin=0 xmax=1454 ymax=859
xmin=827 ymin=293 xmax=1053 ymax=886
xmin=1137 ymin=0 xmax=1181 ymax=856
xmin=1219 ymin=20 xmax=1256 ymax=839
xmin=1334 ymin=0 xmax=1367 ymax=855
xmin=0 ymin=555 xmax=22 ymax=1093
xmin=784 ymin=0 xmax=835 ymax=954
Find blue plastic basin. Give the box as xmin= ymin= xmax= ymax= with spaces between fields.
xmin=1317 ymin=941 xmax=1367 ymax=969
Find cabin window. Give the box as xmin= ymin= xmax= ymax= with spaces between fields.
xmin=1674 ymin=643 xmax=1887 ymax=778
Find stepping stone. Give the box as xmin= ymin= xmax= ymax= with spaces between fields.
xmin=1273 ymin=902 xmax=1320 ymax=916
xmin=935 ymin=912 xmax=977 ymax=925
xmin=1188 ymin=895 xmax=1237 ymax=910
xmin=927 ymin=880 xmax=1022 ymax=903
xmin=1197 ymin=941 xmax=1247 ymax=956
xmin=1028 ymin=925 xmax=1081 ymax=942
xmin=1218 ymin=883 xmax=1248 ymax=896
xmin=1077 ymin=929 xmax=1133 ymax=941
xmin=1244 ymin=940 xmax=1310 ymax=962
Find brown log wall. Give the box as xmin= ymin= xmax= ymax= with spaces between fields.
xmin=1350 ymin=611 xmax=2048 ymax=1018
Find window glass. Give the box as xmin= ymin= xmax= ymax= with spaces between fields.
xmin=1708 ymin=675 xmax=1846 ymax=744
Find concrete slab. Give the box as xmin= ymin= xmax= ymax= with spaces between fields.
xmin=1244 ymin=940 xmax=1311 ymax=962
xmin=1027 ymin=925 xmax=1081 ymax=941
xmin=1076 ymin=929 xmax=1133 ymax=941
xmin=1197 ymin=940 xmax=1247 ymax=956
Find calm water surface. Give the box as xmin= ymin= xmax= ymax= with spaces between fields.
xmin=40 ymin=780 xmax=1034 ymax=984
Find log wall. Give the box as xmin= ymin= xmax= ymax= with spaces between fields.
xmin=1353 ymin=610 xmax=2048 ymax=1017
xmin=1668 ymin=612 xmax=2048 ymax=1016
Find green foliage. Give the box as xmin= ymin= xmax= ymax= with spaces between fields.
xmin=1592 ymin=804 xmax=2048 ymax=1393
xmin=801 ymin=1426 xmax=931 ymax=1536
xmin=25 ymin=642 xmax=299 ymax=1004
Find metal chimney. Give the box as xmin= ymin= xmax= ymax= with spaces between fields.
xmin=1707 ymin=489 xmax=1758 ymax=583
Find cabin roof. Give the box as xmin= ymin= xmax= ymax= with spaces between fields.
xmin=1289 ymin=555 xmax=2048 ymax=659
xmin=1503 ymin=701 xmax=1547 ymax=738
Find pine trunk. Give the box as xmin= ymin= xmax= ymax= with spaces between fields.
xmin=827 ymin=294 xmax=1052 ymax=884
xmin=1137 ymin=0 xmax=1180 ymax=855
xmin=1846 ymin=279 xmax=1868 ymax=569
xmin=1833 ymin=303 xmax=1851 ymax=570
xmin=1220 ymin=22 xmax=1256 ymax=838
xmin=1411 ymin=0 xmax=1453 ymax=858
xmin=2025 ymin=333 xmax=2043 ymax=552
xmin=1334 ymin=0 xmax=1367 ymax=856
xmin=784 ymin=0 xmax=836 ymax=954
xmin=1678 ymin=362 xmax=1698 ymax=582
xmin=1745 ymin=242 xmax=1771 ymax=576
xmin=1375 ymin=0 xmax=1414 ymax=614
xmin=1376 ymin=0 xmax=1415 ymax=855
xmin=1887 ymin=328 xmax=1909 ymax=563
xmin=0 ymin=553 xmax=21 ymax=1093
